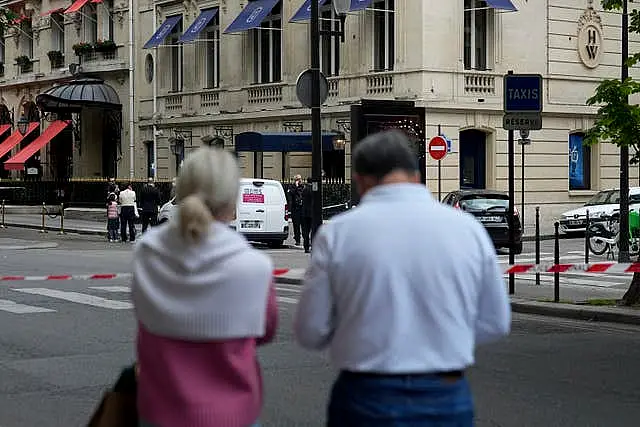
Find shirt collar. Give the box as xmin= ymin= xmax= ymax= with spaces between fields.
xmin=360 ymin=183 xmax=433 ymax=204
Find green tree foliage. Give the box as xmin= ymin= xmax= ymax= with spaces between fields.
xmin=584 ymin=1 xmax=640 ymax=163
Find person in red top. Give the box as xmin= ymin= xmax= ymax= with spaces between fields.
xmin=132 ymin=147 xmax=278 ymax=427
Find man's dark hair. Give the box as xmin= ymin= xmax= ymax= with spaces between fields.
xmin=352 ymin=130 xmax=419 ymax=180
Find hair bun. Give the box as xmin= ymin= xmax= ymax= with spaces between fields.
xmin=178 ymin=194 xmax=213 ymax=244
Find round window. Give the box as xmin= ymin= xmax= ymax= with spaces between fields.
xmin=145 ymin=54 xmax=154 ymax=83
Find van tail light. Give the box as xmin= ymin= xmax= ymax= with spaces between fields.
xmin=285 ymin=204 xmax=290 ymax=221
xmin=454 ymin=202 xmax=460 ymax=209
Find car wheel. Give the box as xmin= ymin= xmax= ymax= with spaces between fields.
xmin=158 ymin=218 xmax=168 ymax=224
xmin=267 ymin=240 xmax=284 ymax=249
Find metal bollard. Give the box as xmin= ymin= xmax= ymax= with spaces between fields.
xmin=0 ymin=199 xmax=5 ymax=229
xmin=585 ymin=209 xmax=590 ymax=264
xmin=535 ymin=207 xmax=540 ymax=286
xmin=40 ymin=202 xmax=47 ymax=234
xmin=58 ymin=203 xmax=65 ymax=235
xmin=554 ymin=221 xmax=560 ymax=303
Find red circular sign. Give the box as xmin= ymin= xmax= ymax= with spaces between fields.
xmin=428 ymin=136 xmax=448 ymax=161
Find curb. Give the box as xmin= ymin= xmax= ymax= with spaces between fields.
xmin=275 ymin=276 xmax=640 ymax=325
xmin=1 ymin=222 xmax=106 ymax=237
xmin=510 ymin=301 xmax=640 ymax=326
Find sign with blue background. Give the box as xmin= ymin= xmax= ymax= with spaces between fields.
xmin=569 ymin=133 xmax=586 ymax=189
xmin=503 ymin=74 xmax=543 ymax=113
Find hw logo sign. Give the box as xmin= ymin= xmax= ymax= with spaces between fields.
xmin=577 ymin=7 xmax=603 ymax=69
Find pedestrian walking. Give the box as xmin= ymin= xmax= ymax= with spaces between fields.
xmin=106 ymin=192 xmax=119 ymax=243
xmin=287 ymin=175 xmax=305 ymax=246
xmin=301 ymin=177 xmax=313 ymax=253
xmin=293 ymin=130 xmax=511 ymax=427
xmin=139 ymin=177 xmax=161 ymax=233
xmin=119 ymin=183 xmax=138 ymax=243
xmin=131 ymin=147 xmax=278 ymax=427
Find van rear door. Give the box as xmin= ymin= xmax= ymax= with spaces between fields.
xmin=237 ymin=181 xmax=268 ymax=231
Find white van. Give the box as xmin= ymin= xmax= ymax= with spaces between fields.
xmin=158 ymin=178 xmax=290 ymax=248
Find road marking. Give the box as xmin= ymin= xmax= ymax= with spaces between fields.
xmin=89 ymin=286 xmax=130 ymax=293
xmin=276 ymin=285 xmax=301 ymax=293
xmin=0 ymin=299 xmax=55 ymax=314
xmin=499 ymin=255 xmax=586 ymax=263
xmin=516 ymin=274 xmax=627 ymax=288
xmin=13 ymin=288 xmax=132 ymax=309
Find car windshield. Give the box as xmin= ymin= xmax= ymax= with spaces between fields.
xmin=585 ymin=190 xmax=619 ymax=206
xmin=460 ymin=195 xmax=509 ymax=210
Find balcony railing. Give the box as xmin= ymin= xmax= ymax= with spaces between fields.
xmin=366 ymin=72 xmax=394 ymax=95
xmin=165 ymin=95 xmax=183 ymax=111
xmin=327 ymin=78 xmax=339 ymax=98
xmin=247 ymin=83 xmax=285 ymax=104
xmin=82 ymin=50 xmax=118 ymax=62
xmin=463 ymin=72 xmax=496 ymax=95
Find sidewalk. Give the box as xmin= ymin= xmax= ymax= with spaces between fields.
xmin=0 ymin=212 xmax=564 ymax=241
xmin=275 ymin=269 xmax=640 ymax=326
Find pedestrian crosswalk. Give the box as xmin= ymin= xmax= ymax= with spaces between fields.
xmin=0 ymin=285 xmax=302 ymax=315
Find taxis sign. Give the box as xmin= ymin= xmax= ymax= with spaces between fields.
xmin=503 ymin=73 xmax=543 ymax=131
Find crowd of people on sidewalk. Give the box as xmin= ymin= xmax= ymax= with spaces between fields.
xmin=90 ymin=130 xmax=511 ymax=427
xmin=105 ymin=178 xmax=163 ymax=243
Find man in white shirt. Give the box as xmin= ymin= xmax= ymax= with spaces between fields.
xmin=293 ymin=130 xmax=511 ymax=426
xmin=118 ymin=183 xmax=137 ymax=242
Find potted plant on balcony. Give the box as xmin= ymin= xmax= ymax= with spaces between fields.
xmin=15 ymin=55 xmax=32 ymax=73
xmin=93 ymin=39 xmax=117 ymax=58
xmin=72 ymin=42 xmax=93 ymax=57
xmin=47 ymin=50 xmax=64 ymax=69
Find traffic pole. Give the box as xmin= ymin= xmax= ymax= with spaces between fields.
xmin=40 ymin=202 xmax=47 ymax=234
xmin=58 ymin=203 xmax=65 ymax=235
xmin=0 ymin=199 xmax=5 ymax=229
xmin=554 ymin=221 xmax=560 ymax=303
xmin=310 ymin=0 xmax=323 ymax=240
xmin=507 ymin=71 xmax=515 ymax=296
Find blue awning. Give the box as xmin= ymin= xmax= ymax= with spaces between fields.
xmin=235 ymin=132 xmax=340 ymax=152
xmin=143 ymin=15 xmax=182 ymax=49
xmin=290 ymin=0 xmax=329 ymax=22
xmin=349 ymin=0 xmax=374 ymax=11
xmin=224 ymin=0 xmax=280 ymax=34
xmin=485 ymin=0 xmax=517 ymax=11
xmin=179 ymin=8 xmax=219 ymax=43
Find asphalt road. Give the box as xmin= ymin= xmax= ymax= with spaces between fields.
xmin=1 ymin=229 xmax=640 ymax=426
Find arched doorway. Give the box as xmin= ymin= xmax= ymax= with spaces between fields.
xmin=459 ymin=129 xmax=487 ymax=189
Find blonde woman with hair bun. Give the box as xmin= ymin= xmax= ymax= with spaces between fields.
xmin=131 ymin=147 xmax=278 ymax=427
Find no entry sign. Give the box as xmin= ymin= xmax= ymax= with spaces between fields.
xmin=428 ymin=136 xmax=448 ymax=161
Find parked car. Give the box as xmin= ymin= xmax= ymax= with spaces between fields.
xmin=558 ymin=187 xmax=640 ymax=234
xmin=158 ymin=178 xmax=290 ymax=248
xmin=442 ymin=189 xmax=523 ymax=254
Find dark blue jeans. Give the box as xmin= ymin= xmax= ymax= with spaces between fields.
xmin=327 ymin=371 xmax=474 ymax=427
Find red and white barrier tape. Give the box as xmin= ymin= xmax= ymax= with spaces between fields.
xmin=0 ymin=269 xmax=291 ymax=282
xmin=502 ymin=262 xmax=640 ymax=274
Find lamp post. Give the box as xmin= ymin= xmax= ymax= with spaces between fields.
xmin=619 ymin=0 xmax=630 ymax=262
xmin=310 ymin=0 xmax=323 ymax=238
xmin=16 ymin=116 xmax=29 ymax=135
xmin=169 ymin=137 xmax=184 ymax=175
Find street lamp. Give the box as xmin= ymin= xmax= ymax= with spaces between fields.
xmin=16 ymin=116 xmax=29 ymax=135
xmin=169 ymin=136 xmax=185 ymax=174
xmin=332 ymin=132 xmax=346 ymax=150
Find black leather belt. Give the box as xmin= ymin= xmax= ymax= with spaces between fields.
xmin=342 ymin=370 xmax=464 ymax=379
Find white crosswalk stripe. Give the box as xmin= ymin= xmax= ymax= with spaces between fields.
xmin=0 ymin=285 xmax=301 ymax=315
xmin=0 ymin=299 xmax=56 ymax=314
xmin=12 ymin=288 xmax=133 ymax=309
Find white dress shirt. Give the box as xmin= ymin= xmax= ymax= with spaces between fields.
xmin=293 ymin=183 xmax=511 ymax=374
xmin=119 ymin=188 xmax=137 ymax=207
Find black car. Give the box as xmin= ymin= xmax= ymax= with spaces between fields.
xmin=442 ymin=189 xmax=523 ymax=254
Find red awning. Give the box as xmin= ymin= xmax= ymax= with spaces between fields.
xmin=4 ymin=121 xmax=69 ymax=171
xmin=41 ymin=8 xmax=66 ymax=16
xmin=11 ymin=15 xmax=29 ymax=24
xmin=65 ymin=0 xmax=90 ymax=14
xmin=0 ymin=124 xmax=11 ymax=139
xmin=0 ymin=123 xmax=40 ymax=159
xmin=91 ymin=0 xmax=104 ymax=3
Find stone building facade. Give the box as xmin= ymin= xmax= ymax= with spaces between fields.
xmin=2 ymin=0 xmax=640 ymax=223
